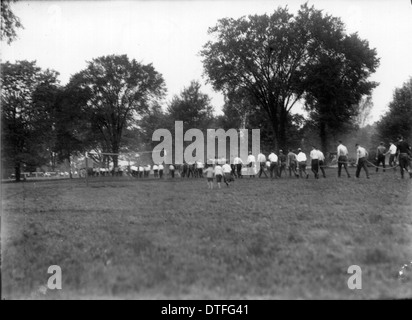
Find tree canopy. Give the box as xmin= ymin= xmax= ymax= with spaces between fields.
xmin=67 ymin=54 xmax=166 ymax=167
xmin=1 ymin=60 xmax=60 ymax=181
xmin=376 ymin=77 xmax=412 ymax=144
xmin=201 ymin=3 xmax=379 ymax=152
xmin=1 ymin=0 xmax=23 ymax=44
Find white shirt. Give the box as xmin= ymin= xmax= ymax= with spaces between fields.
xmin=158 ymin=164 xmax=164 ymax=170
xmin=222 ymin=164 xmax=232 ymax=173
xmin=310 ymin=150 xmax=320 ymax=160
xmin=389 ymin=144 xmax=397 ymax=155
xmin=266 ymin=161 xmax=271 ymax=168
xmin=169 ymin=165 xmax=175 ymax=170
xmin=337 ymin=144 xmax=349 ymax=157
xmin=296 ymin=152 xmax=307 ymax=162
xmin=214 ymin=165 xmax=223 ymax=176
xmin=247 ymin=155 xmax=256 ymax=163
xmin=233 ymin=157 xmax=243 ymax=165
xmin=153 ymin=165 xmax=159 ymax=170
xmin=257 ymin=153 xmax=266 ymax=163
xmin=196 ymin=161 xmax=204 ymax=169
xmin=138 ymin=166 xmax=144 ymax=172
xmin=145 ymin=165 xmax=151 ymax=171
xmin=357 ymin=146 xmax=368 ymax=159
xmin=218 ymin=158 xmax=226 ymax=165
xmin=268 ymin=153 xmax=278 ymax=162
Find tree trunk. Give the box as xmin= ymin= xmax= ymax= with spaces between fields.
xmin=320 ymin=121 xmax=328 ymax=153
xmin=15 ymin=163 xmax=21 ymax=182
xmin=279 ymin=109 xmax=288 ymax=152
xmin=67 ymin=155 xmax=73 ymax=179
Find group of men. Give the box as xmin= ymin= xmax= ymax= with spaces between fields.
xmin=130 ymin=164 xmax=165 ymax=179
xmin=337 ymin=136 xmax=412 ymax=179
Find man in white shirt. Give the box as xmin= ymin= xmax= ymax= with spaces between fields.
xmin=233 ymin=156 xmax=243 ymax=178
xmin=337 ymin=140 xmax=351 ymax=178
xmin=158 ymin=163 xmax=164 ymax=179
xmin=153 ymin=164 xmax=159 ymax=178
xmin=310 ymin=146 xmax=320 ymax=179
xmin=257 ymin=152 xmax=268 ymax=178
xmin=222 ymin=161 xmax=233 ymax=187
xmin=386 ymin=141 xmax=397 ymax=172
xmin=138 ymin=165 xmax=144 ymax=178
xmin=196 ymin=160 xmax=204 ymax=178
xmin=318 ymin=149 xmax=327 ymax=178
xmin=268 ymin=151 xmax=279 ymax=179
xmin=145 ymin=164 xmax=151 ymax=178
xmin=296 ymin=148 xmax=309 ymax=179
xmin=355 ymin=144 xmax=370 ymax=179
xmin=247 ymin=152 xmax=256 ymax=178
xmin=214 ymin=163 xmax=223 ymax=189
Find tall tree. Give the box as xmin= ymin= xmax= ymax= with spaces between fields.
xmin=302 ymin=29 xmax=379 ymax=152
xmin=68 ymin=54 xmax=166 ymax=168
xmin=167 ymin=80 xmax=214 ymax=130
xmin=1 ymin=60 xmax=59 ymax=181
xmin=201 ymin=4 xmax=331 ymax=151
xmin=1 ymin=0 xmax=23 ymax=44
xmin=376 ymin=78 xmax=412 ymax=143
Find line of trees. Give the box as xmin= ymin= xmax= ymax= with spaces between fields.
xmin=2 ymin=2 xmax=410 ymax=182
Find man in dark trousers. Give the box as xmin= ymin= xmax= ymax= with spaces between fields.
xmin=375 ymin=142 xmax=387 ymax=172
xmin=355 ymin=144 xmax=370 ymax=179
xmin=278 ymin=150 xmax=287 ymax=178
xmin=396 ymin=136 xmax=412 ymax=179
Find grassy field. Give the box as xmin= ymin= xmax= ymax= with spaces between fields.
xmin=1 ymin=167 xmax=412 ymax=300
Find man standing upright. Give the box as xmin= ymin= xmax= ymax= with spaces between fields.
xmin=318 ymin=148 xmax=327 ymax=178
xmin=257 ymin=152 xmax=268 ymax=178
xmin=296 ymin=148 xmax=309 ymax=179
xmin=247 ymin=152 xmax=256 ymax=178
xmin=278 ymin=150 xmax=287 ymax=178
xmin=355 ymin=144 xmax=370 ymax=179
xmin=310 ymin=146 xmax=320 ymax=179
xmin=375 ymin=142 xmax=387 ymax=172
xmin=386 ymin=141 xmax=397 ymax=172
xmin=268 ymin=151 xmax=278 ymax=179
xmin=396 ymin=136 xmax=412 ymax=179
xmin=233 ymin=155 xmax=243 ymax=178
xmin=287 ymin=149 xmax=299 ymax=178
xmin=337 ymin=141 xmax=351 ymax=178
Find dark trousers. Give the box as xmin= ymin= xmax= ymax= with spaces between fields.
xmin=170 ymin=170 xmax=175 ymax=178
xmin=159 ymin=170 xmax=163 ymax=179
xmin=311 ymin=159 xmax=319 ymax=178
xmin=356 ymin=157 xmax=369 ymax=178
xmin=389 ymin=154 xmax=397 ymax=171
xmin=259 ymin=162 xmax=268 ymax=178
xmin=399 ymin=154 xmax=410 ymax=178
xmin=289 ymin=162 xmax=298 ymax=177
xmin=338 ymin=156 xmax=351 ymax=177
xmin=270 ymin=162 xmax=278 ymax=178
xmin=198 ymin=168 xmax=203 ymax=178
xmin=299 ymin=162 xmax=308 ymax=178
xmin=319 ymin=160 xmax=326 ymax=178
xmin=278 ymin=164 xmax=286 ymax=178
xmin=376 ymin=155 xmax=386 ymax=172
xmin=236 ymin=164 xmax=242 ymax=178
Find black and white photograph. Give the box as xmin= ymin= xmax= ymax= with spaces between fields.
xmin=1 ymin=0 xmax=412 ymax=302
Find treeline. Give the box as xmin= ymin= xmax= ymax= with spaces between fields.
xmin=2 ymin=3 xmax=412 ymax=181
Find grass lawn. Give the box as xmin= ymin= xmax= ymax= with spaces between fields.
xmin=1 ymin=167 xmax=412 ymax=299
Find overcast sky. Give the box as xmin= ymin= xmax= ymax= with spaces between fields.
xmin=2 ymin=0 xmax=412 ymax=124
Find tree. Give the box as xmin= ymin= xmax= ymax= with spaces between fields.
xmin=68 ymin=54 xmax=166 ymax=168
xmin=1 ymin=60 xmax=60 ymax=181
xmin=376 ymin=78 xmax=412 ymax=143
xmin=167 ymin=80 xmax=214 ymax=130
xmin=302 ymin=29 xmax=379 ymax=152
xmin=1 ymin=0 xmax=23 ymax=44
xmin=201 ymin=4 xmax=336 ymax=151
